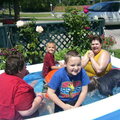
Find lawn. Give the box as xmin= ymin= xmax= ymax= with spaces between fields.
xmin=0 ymin=9 xmax=63 ymax=21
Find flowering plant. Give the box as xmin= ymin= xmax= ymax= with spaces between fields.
xmin=0 ymin=20 xmax=44 ymax=70
xmin=63 ymin=8 xmax=92 ymax=50
xmin=16 ymin=20 xmax=25 ymax=27
xmin=83 ymin=6 xmax=89 ymax=14
xmin=16 ymin=20 xmax=44 ymax=64
xmin=88 ymin=34 xmax=116 ymax=50
xmin=101 ymin=35 xmax=116 ymax=49
xmin=36 ymin=26 xmax=44 ymax=33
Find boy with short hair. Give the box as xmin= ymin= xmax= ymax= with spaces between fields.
xmin=42 ymin=42 xmax=64 ymax=83
xmin=47 ymin=50 xmax=90 ymax=112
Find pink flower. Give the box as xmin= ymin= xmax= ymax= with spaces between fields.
xmin=84 ymin=26 xmax=90 ymax=30
xmin=83 ymin=6 xmax=89 ymax=14
xmin=83 ymin=9 xmax=89 ymax=14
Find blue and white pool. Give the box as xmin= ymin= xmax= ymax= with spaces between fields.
xmin=29 ymin=56 xmax=120 ymax=120
xmin=0 ymin=56 xmax=120 ymax=120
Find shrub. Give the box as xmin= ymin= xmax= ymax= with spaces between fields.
xmin=16 ymin=20 xmax=44 ymax=64
xmin=55 ymin=47 xmax=87 ymax=61
xmin=109 ymin=49 xmax=120 ymax=59
xmin=63 ymin=8 xmax=93 ymax=51
xmin=101 ymin=35 xmax=116 ymax=50
xmin=0 ymin=48 xmax=21 ymax=69
xmin=0 ymin=20 xmax=44 ymax=70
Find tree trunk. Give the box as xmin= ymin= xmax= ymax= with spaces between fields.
xmin=13 ymin=0 xmax=20 ymax=22
xmin=8 ymin=1 xmax=12 ymax=16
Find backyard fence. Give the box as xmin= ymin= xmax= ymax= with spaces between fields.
xmin=0 ymin=20 xmax=104 ymax=53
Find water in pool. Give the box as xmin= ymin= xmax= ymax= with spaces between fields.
xmin=23 ymin=71 xmax=120 ymax=116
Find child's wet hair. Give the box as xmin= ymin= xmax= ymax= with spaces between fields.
xmin=64 ymin=50 xmax=81 ymax=63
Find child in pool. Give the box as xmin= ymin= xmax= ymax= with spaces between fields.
xmin=47 ymin=50 xmax=90 ymax=112
xmin=42 ymin=41 xmax=64 ymax=83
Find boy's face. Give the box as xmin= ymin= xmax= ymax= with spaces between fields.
xmin=65 ymin=56 xmax=81 ymax=76
xmin=46 ymin=43 xmax=56 ymax=54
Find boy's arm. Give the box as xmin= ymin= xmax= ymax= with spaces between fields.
xmin=51 ymin=65 xmax=62 ymax=70
xmin=47 ymin=87 xmax=73 ymax=110
xmin=74 ymin=85 xmax=88 ymax=107
xmin=51 ymin=62 xmax=65 ymax=70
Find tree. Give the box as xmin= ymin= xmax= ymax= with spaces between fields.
xmin=13 ymin=0 xmax=20 ymax=21
xmin=20 ymin=0 xmax=57 ymax=12
xmin=1 ymin=0 xmax=20 ymax=22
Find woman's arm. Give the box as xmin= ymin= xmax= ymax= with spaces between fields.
xmin=74 ymin=86 xmax=88 ymax=107
xmin=18 ymin=93 xmax=43 ymax=116
xmin=81 ymin=50 xmax=92 ymax=67
xmin=47 ymin=87 xmax=73 ymax=110
xmin=89 ymin=51 xmax=110 ymax=74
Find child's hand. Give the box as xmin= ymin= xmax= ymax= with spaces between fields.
xmin=36 ymin=92 xmax=44 ymax=99
xmin=63 ymin=104 xmax=74 ymax=110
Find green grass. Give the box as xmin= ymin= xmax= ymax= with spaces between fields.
xmin=109 ymin=49 xmax=120 ymax=59
xmin=21 ymin=17 xmax=63 ymax=21
xmin=0 ymin=12 xmax=63 ymax=21
xmin=20 ymin=14 xmax=51 ymax=17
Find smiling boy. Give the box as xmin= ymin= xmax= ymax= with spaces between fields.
xmin=47 ymin=50 xmax=90 ymax=112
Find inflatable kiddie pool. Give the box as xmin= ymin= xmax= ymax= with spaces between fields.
xmin=0 ymin=56 xmax=120 ymax=120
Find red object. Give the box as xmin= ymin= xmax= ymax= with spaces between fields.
xmin=0 ymin=73 xmax=35 ymax=120
xmin=2 ymin=19 xmax=15 ymax=24
xmin=84 ymin=26 xmax=90 ymax=30
xmin=42 ymin=52 xmax=56 ymax=78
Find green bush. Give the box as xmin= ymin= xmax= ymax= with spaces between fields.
xmin=16 ymin=20 xmax=44 ymax=64
xmin=0 ymin=48 xmax=21 ymax=70
xmin=0 ymin=20 xmax=44 ymax=70
xmin=109 ymin=49 xmax=120 ymax=59
xmin=55 ymin=47 xmax=87 ymax=61
xmin=63 ymin=8 xmax=92 ymax=50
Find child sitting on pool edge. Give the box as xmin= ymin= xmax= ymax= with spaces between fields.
xmin=42 ymin=41 xmax=64 ymax=84
xmin=47 ymin=50 xmax=90 ymax=112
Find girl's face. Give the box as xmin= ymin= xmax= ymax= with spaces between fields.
xmin=65 ymin=56 xmax=81 ymax=76
xmin=91 ymin=40 xmax=102 ymax=54
xmin=46 ymin=43 xmax=56 ymax=54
